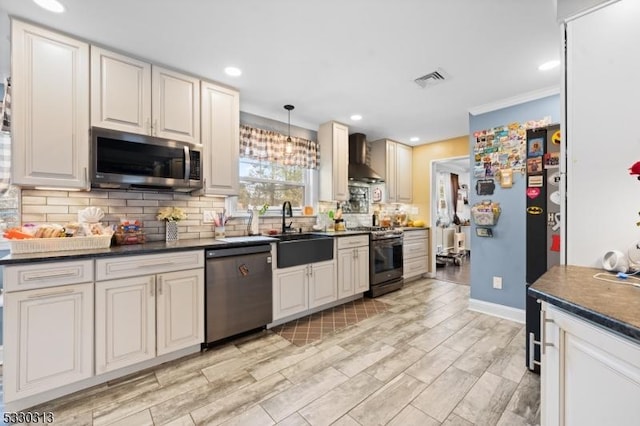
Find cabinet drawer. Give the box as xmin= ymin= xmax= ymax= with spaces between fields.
xmin=403 ymin=240 xmax=428 ymax=259
xmin=4 ymin=260 xmax=94 ymax=292
xmin=403 ymin=229 xmax=428 ymax=240
xmin=96 ymin=250 xmax=204 ymax=281
xmin=404 ymin=257 xmax=427 ymax=278
xmin=337 ymin=235 xmax=369 ymax=249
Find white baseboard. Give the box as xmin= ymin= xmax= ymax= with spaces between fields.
xmin=468 ymin=298 xmax=526 ymax=324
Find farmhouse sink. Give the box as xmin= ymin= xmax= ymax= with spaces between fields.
xmin=275 ymin=233 xmax=334 ymax=268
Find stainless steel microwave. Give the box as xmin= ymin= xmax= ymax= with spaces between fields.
xmin=90 ymin=127 xmax=203 ymax=192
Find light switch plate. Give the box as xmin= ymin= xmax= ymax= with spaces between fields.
xmin=493 ymin=276 xmax=503 ymax=289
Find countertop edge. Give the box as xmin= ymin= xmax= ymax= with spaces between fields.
xmin=528 ymin=285 xmax=640 ymax=344
xmin=0 ymin=237 xmax=278 ymax=265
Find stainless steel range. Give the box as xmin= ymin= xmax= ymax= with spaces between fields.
xmin=351 ymin=226 xmax=404 ymax=297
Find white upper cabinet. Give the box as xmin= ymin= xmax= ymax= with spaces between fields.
xmin=319 ymin=121 xmax=349 ymax=202
xmin=152 ymin=66 xmax=200 ymax=143
xmin=370 ymin=139 xmax=413 ymax=203
xmin=91 ymin=47 xmax=200 ymax=144
xmin=11 ymin=20 xmax=90 ymax=189
xmin=91 ymin=47 xmax=151 ymax=135
xmin=200 ymin=81 xmax=240 ymax=195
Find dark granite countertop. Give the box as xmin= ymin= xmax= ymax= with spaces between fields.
xmin=528 ymin=265 xmax=640 ymax=344
xmin=0 ymin=236 xmax=278 ymax=265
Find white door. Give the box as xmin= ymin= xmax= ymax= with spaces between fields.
xmin=201 ymin=81 xmax=240 ymax=195
xmin=90 ymin=46 xmax=151 ymax=135
xmin=3 ymin=283 xmax=93 ymax=402
xmin=353 ymin=246 xmax=370 ymax=293
xmin=152 ymin=66 xmax=200 ymax=143
xmin=309 ymin=261 xmax=337 ymax=308
xmin=156 ymin=269 xmax=204 ymax=356
xmin=273 ymin=266 xmax=308 ymax=320
xmin=337 ymin=249 xmax=355 ymax=299
xmin=95 ymin=276 xmax=156 ymax=373
xmin=11 ymin=20 xmax=89 ymax=189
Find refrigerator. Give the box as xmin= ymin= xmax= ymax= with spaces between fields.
xmin=525 ymin=124 xmax=561 ymax=373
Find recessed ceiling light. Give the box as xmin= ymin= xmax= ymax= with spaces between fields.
xmin=538 ymin=60 xmax=560 ymax=71
xmin=350 ymin=114 xmax=362 ymax=121
xmin=410 ymin=137 xmax=420 ymax=142
xmin=33 ymin=0 xmax=65 ymax=13
xmin=224 ymin=66 xmax=242 ymax=77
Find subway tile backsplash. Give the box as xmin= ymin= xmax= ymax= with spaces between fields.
xmin=20 ymin=189 xmax=317 ymax=242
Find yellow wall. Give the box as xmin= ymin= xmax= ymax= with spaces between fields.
xmin=412 ymin=135 xmax=469 ymax=224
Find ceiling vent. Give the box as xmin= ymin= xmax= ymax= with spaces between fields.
xmin=414 ymin=68 xmax=450 ymax=88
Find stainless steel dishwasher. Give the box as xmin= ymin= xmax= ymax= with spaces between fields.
xmin=205 ymin=244 xmax=273 ymax=344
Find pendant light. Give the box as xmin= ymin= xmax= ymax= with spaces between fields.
xmin=284 ymin=104 xmax=294 ymax=155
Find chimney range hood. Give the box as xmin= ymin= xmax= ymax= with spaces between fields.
xmin=348 ymin=133 xmax=384 ymax=183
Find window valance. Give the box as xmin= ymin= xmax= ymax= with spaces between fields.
xmin=239 ymin=124 xmax=319 ymax=169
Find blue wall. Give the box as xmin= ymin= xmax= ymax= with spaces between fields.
xmin=469 ymin=95 xmax=560 ymax=310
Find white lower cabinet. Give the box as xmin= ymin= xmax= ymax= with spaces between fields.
xmin=403 ymin=229 xmax=429 ymax=280
xmin=95 ymin=276 xmax=156 ymax=373
xmin=273 ymin=260 xmax=336 ymax=321
xmin=95 ymin=251 xmax=204 ymax=373
xmin=337 ymin=236 xmax=369 ymax=299
xmin=309 ymin=261 xmax=338 ymax=308
xmin=156 ymin=269 xmax=205 ymax=356
xmin=4 ymin=282 xmax=94 ymax=402
xmin=541 ymin=302 xmax=640 ymax=426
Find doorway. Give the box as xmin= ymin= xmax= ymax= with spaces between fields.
xmin=430 ymin=156 xmax=471 ymax=285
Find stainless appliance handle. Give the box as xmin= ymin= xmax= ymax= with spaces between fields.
xmin=375 ymin=239 xmax=403 ymax=248
xmin=184 ymin=145 xmax=191 ymax=181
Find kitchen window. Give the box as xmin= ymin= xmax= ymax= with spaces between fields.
xmin=237 ymin=158 xmax=307 ymax=211
xmin=235 ymin=124 xmax=318 ymax=213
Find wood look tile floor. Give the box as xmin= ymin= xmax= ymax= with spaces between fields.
xmin=8 ymin=278 xmax=540 ymax=425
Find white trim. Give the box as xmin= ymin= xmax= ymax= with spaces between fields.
xmin=469 ymin=298 xmax=526 ymax=324
xmin=469 ymin=86 xmax=561 ymax=116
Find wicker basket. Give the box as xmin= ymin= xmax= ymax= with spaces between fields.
xmin=9 ymin=234 xmax=113 ymax=254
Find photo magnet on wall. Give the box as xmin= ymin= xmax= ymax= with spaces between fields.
xmin=498 ymin=168 xmax=513 ymax=188
xmin=475 ymin=179 xmax=495 ymax=195
xmin=528 ymin=175 xmax=543 ymax=187
xmin=528 ymin=137 xmax=544 ymax=157
xmin=526 ymin=157 xmax=543 ymax=174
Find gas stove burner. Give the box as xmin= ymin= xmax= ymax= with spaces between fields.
xmin=349 ymin=226 xmax=395 ymax=232
xmin=348 ymin=225 xmax=403 ymax=240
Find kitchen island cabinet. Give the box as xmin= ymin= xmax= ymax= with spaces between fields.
xmin=11 ymin=19 xmax=90 ymax=190
xmin=529 ymin=265 xmax=640 ymax=426
xmin=91 ymin=46 xmax=200 ymax=144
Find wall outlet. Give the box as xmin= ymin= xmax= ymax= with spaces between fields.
xmin=493 ymin=276 xmax=503 ymax=289
xmin=203 ymin=210 xmax=216 ymax=224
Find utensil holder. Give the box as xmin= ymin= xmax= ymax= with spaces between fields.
xmin=215 ymin=226 xmax=226 ymax=240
